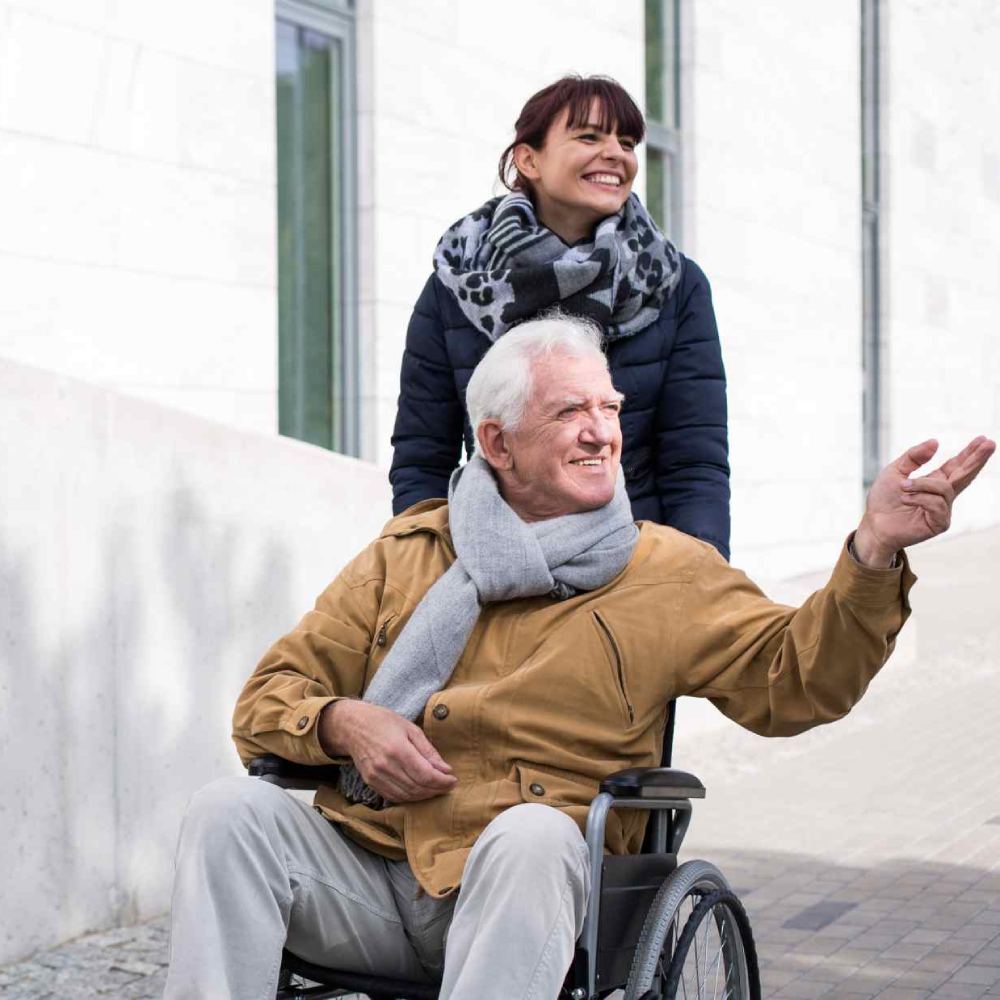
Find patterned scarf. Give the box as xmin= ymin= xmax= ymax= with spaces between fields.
xmin=432 ymin=191 xmax=681 ymax=341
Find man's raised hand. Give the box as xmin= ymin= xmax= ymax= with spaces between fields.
xmin=318 ymin=700 xmax=457 ymax=804
xmin=853 ymin=435 xmax=996 ymax=567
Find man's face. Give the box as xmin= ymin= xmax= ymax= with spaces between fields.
xmin=499 ymin=352 xmax=624 ymax=521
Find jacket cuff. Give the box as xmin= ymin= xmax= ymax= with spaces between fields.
xmin=282 ymin=696 xmax=344 ymax=766
xmin=832 ymin=533 xmax=917 ymax=607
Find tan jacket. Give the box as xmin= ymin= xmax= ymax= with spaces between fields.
xmin=233 ymin=501 xmax=915 ymax=897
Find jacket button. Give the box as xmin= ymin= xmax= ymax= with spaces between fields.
xmin=529 ymin=782 xmax=545 ymax=797
xmin=432 ymin=704 xmax=449 ymax=720
xmin=296 ymin=716 xmax=309 ymax=730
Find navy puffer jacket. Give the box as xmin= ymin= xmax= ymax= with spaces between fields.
xmin=389 ymin=254 xmax=731 ymax=559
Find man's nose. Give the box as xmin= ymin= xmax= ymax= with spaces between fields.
xmin=579 ymin=408 xmax=616 ymax=445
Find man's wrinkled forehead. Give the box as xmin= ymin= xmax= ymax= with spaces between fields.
xmin=528 ymin=353 xmax=622 ymax=410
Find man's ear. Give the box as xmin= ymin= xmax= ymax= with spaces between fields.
xmin=512 ymin=143 xmax=541 ymax=182
xmin=476 ymin=420 xmax=514 ymax=472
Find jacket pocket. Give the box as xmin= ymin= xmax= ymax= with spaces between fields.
xmin=592 ymin=611 xmax=634 ymax=726
xmin=515 ymin=761 xmax=593 ymax=808
xmin=373 ymin=614 xmax=397 ymax=650
xmin=364 ymin=613 xmax=398 ymax=687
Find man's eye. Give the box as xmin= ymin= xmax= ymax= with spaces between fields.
xmin=559 ymin=408 xmax=579 ymax=418
xmin=604 ymin=403 xmax=622 ymax=414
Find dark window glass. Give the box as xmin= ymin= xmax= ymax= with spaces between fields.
xmin=276 ymin=20 xmax=351 ymax=452
xmin=645 ymin=0 xmax=679 ymax=129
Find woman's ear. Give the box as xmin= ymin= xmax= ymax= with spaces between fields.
xmin=512 ymin=143 xmax=541 ymax=183
xmin=476 ymin=420 xmax=514 ymax=472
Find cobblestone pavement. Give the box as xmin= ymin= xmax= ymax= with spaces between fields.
xmin=0 ymin=918 xmax=169 ymax=998
xmin=2 ymin=526 xmax=998 ymax=999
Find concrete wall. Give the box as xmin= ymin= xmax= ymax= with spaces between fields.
xmin=0 ymin=358 xmax=391 ymax=964
xmin=881 ymin=0 xmax=1000 ymax=531
xmin=0 ymin=0 xmax=278 ymax=433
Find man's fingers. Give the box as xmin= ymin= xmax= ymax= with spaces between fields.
xmin=396 ymin=740 xmax=457 ymax=791
xmin=902 ymin=475 xmax=954 ymax=501
xmin=408 ymin=726 xmax=454 ymax=774
xmin=937 ymin=436 xmax=996 ymax=494
xmin=894 ymin=439 xmax=939 ymax=478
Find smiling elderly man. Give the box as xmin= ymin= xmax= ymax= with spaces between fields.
xmin=163 ymin=315 xmax=994 ymax=1000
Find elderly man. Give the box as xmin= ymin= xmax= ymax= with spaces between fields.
xmin=164 ymin=316 xmax=993 ymax=1000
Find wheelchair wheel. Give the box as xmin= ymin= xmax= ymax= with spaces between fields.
xmin=662 ymin=889 xmax=759 ymax=1000
xmin=623 ymin=860 xmax=760 ymax=1000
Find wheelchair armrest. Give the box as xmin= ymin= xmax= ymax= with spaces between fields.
xmin=248 ymin=754 xmax=342 ymax=791
xmin=600 ymin=767 xmax=705 ymax=800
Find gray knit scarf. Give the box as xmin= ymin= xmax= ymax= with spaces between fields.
xmin=432 ymin=191 xmax=681 ymax=342
xmin=338 ymin=455 xmax=639 ymax=809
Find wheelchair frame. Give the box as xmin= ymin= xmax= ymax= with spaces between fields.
xmin=248 ymin=702 xmax=755 ymax=1000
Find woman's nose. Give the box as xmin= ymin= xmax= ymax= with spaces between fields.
xmin=601 ymin=136 xmax=627 ymax=159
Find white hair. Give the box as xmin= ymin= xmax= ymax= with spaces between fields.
xmin=466 ymin=311 xmax=608 ymax=448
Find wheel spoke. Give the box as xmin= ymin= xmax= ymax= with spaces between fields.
xmin=701 ymin=913 xmax=712 ymax=995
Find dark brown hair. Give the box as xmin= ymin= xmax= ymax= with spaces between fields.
xmin=498 ymin=75 xmax=646 ymax=193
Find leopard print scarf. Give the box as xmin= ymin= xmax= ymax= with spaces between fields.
xmin=432 ymin=191 xmax=681 ymax=341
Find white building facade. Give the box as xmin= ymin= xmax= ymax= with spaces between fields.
xmin=0 ymin=0 xmax=998 ymax=961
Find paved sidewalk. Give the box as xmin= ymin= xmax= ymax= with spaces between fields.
xmin=2 ymin=526 xmax=998 ymax=999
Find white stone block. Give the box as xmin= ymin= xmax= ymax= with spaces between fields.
xmin=0 ymin=7 xmax=107 ymax=143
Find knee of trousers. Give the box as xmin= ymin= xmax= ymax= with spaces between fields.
xmin=472 ymin=803 xmax=589 ymax=887
xmin=180 ymin=775 xmax=286 ymax=855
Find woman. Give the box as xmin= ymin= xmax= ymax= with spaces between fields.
xmin=389 ymin=75 xmax=730 ymax=559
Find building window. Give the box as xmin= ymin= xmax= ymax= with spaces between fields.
xmin=644 ymin=0 xmax=682 ymax=240
xmin=861 ymin=0 xmax=882 ymax=488
xmin=275 ymin=0 xmax=358 ymax=455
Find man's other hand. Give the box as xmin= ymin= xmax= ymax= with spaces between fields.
xmin=318 ymin=700 xmax=458 ymax=803
xmin=854 ymin=435 xmax=996 ymax=567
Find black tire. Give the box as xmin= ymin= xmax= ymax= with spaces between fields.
xmin=663 ymin=889 xmax=760 ymax=1000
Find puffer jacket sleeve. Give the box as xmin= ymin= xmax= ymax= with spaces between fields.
xmin=389 ymin=276 xmax=465 ymax=514
xmin=655 ymin=258 xmax=731 ymax=559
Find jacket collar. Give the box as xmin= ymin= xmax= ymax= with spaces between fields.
xmin=380 ymin=499 xmax=452 ymax=543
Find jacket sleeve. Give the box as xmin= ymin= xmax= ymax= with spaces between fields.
xmin=389 ymin=276 xmax=465 ymax=514
xmin=674 ymin=538 xmax=916 ymax=736
xmin=231 ymin=546 xmax=384 ymax=767
xmin=654 ymin=258 xmax=731 ymax=559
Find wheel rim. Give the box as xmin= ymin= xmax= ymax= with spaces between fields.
xmin=664 ymin=892 xmax=752 ymax=1000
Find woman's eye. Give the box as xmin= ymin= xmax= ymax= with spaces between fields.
xmin=577 ymin=133 xmax=597 ymax=142
xmin=620 ymin=139 xmax=637 ymax=151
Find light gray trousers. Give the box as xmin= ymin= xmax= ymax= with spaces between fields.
xmin=163 ymin=777 xmax=590 ymax=1000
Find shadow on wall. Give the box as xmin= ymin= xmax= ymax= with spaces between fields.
xmin=0 ymin=477 xmax=303 ymax=961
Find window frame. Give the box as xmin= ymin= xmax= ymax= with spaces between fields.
xmin=861 ymin=0 xmax=882 ymax=489
xmin=275 ymin=0 xmax=360 ymax=456
xmin=644 ymin=0 xmax=683 ymax=243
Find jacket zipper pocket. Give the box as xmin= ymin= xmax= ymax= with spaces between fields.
xmin=593 ymin=611 xmax=634 ymax=725
xmin=374 ymin=615 xmax=396 ymax=649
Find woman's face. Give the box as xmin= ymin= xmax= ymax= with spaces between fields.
xmin=515 ymin=98 xmax=639 ymax=240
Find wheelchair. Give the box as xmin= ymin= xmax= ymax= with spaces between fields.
xmin=248 ymin=703 xmax=761 ymax=1000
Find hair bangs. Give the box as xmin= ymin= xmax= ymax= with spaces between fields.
xmin=562 ymin=79 xmax=645 ymax=143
